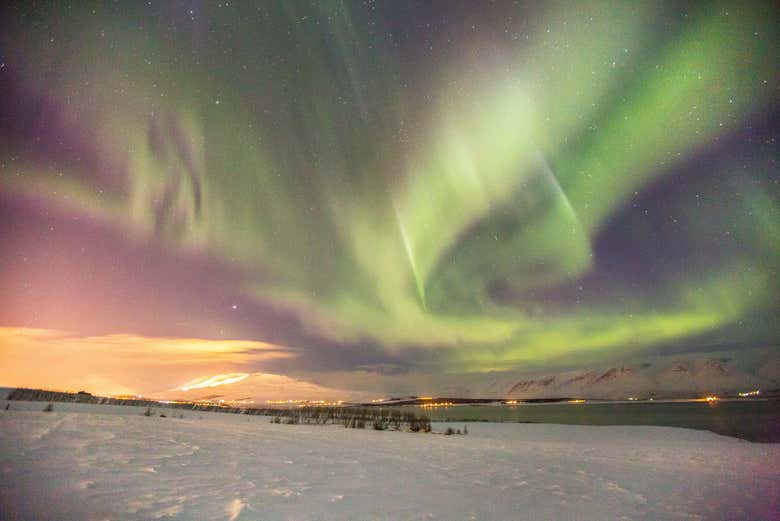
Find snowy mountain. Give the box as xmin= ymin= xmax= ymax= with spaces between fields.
xmin=153 ymin=372 xmax=373 ymax=405
xmin=148 ymin=357 xmax=778 ymax=404
xmin=503 ymin=358 xmax=774 ymax=399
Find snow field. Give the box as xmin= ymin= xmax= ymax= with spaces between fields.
xmin=1 ymin=402 xmax=778 ymax=520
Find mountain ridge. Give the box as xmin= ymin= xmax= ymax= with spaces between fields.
xmin=501 ymin=357 xmax=778 ymax=399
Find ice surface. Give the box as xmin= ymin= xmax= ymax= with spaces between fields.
xmin=1 ymin=401 xmax=778 ymax=520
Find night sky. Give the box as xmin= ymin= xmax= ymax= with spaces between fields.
xmin=0 ymin=1 xmax=778 ymax=395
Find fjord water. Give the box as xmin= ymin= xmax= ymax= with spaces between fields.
xmin=411 ymin=400 xmax=780 ymax=442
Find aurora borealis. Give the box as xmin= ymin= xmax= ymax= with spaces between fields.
xmin=0 ymin=1 xmax=778 ymax=395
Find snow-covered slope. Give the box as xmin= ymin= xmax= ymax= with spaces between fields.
xmin=152 ymin=372 xmax=373 ymax=405
xmin=654 ymin=359 xmax=763 ymax=395
xmin=1 ymin=402 xmax=778 ymax=520
xmin=503 ymin=358 xmax=774 ymax=399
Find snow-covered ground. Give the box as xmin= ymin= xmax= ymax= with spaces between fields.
xmin=1 ymin=401 xmax=778 ymax=520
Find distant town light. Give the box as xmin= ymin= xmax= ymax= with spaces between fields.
xmin=265 ymin=399 xmax=347 ymax=406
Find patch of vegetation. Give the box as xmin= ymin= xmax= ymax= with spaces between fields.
xmin=267 ymin=406 xmax=433 ymax=433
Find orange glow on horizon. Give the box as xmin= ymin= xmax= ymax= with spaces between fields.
xmin=0 ymin=326 xmax=296 ymax=397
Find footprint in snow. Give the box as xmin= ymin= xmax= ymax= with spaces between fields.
xmin=549 ymin=484 xmax=565 ymax=497
xmin=151 ymin=504 xmax=182 ymax=518
xmin=268 ymin=488 xmax=298 ymax=497
xmin=226 ymin=498 xmax=245 ymax=521
xmin=605 ymin=481 xmax=647 ymax=504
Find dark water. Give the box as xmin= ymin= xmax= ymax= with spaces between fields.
xmin=408 ymin=399 xmax=780 ymax=442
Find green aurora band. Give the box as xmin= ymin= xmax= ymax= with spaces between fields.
xmin=1 ymin=1 xmax=777 ymax=373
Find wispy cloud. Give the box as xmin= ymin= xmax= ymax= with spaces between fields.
xmin=0 ymin=327 xmax=295 ymax=396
